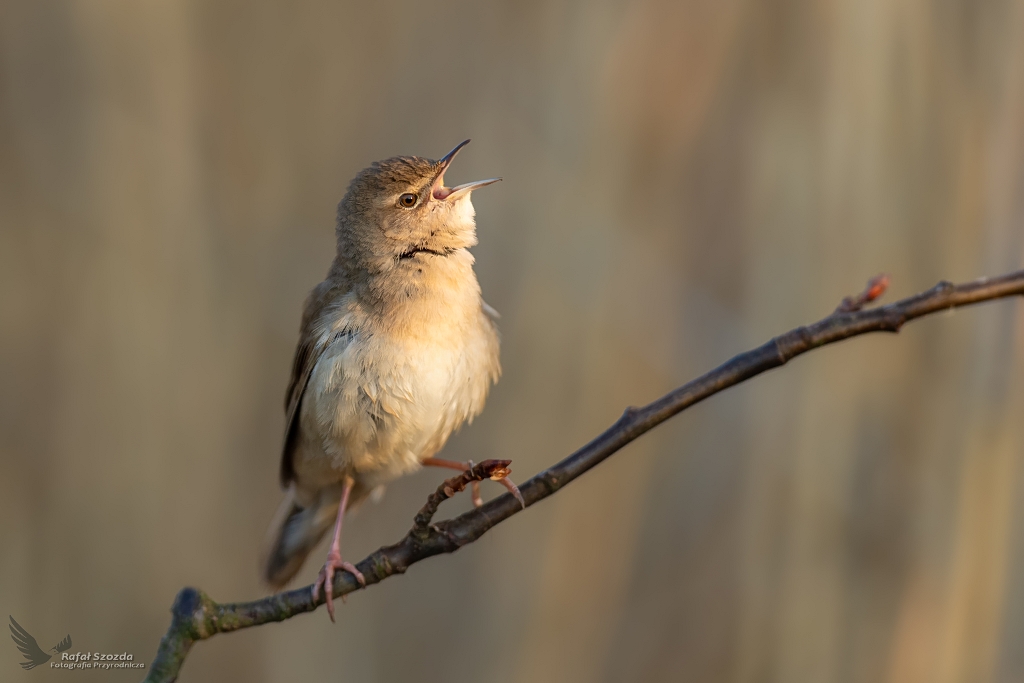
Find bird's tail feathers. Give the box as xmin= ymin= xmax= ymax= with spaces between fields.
xmin=261 ymin=485 xmax=339 ymax=589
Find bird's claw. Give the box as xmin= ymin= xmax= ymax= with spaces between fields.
xmin=498 ymin=476 xmax=525 ymax=509
xmin=466 ymin=460 xmax=484 ymax=507
xmin=481 ymin=461 xmax=525 ymax=508
xmin=421 ymin=456 xmax=525 ymax=509
xmin=312 ymin=551 xmax=366 ymax=622
xmin=475 ymin=461 xmax=524 ymax=509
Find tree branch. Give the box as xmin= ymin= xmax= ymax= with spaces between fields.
xmin=143 ymin=269 xmax=1024 ymax=682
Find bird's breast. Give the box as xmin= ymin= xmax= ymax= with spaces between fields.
xmin=297 ymin=305 xmax=499 ymax=489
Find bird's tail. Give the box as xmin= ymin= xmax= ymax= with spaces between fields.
xmin=261 ymin=485 xmax=339 ymax=588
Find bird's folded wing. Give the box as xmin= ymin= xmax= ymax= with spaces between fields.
xmin=280 ymin=283 xmax=353 ymax=485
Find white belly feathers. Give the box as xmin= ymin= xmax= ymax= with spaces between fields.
xmin=294 ymin=312 xmax=496 ymax=492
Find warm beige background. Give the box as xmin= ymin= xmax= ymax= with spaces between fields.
xmin=2 ymin=1 xmax=1024 ymax=682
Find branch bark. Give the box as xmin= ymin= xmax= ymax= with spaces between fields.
xmin=142 ymin=269 xmax=1024 ymax=682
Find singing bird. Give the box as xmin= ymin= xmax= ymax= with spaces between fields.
xmin=263 ymin=141 xmax=520 ymax=620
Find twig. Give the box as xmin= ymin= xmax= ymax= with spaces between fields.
xmin=413 ymin=459 xmax=513 ymax=530
xmin=142 ymin=269 xmax=1024 ymax=682
xmin=835 ymin=274 xmax=891 ymax=312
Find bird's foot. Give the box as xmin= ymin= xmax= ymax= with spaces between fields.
xmin=311 ymin=551 xmax=366 ymax=622
xmin=422 ymin=457 xmax=525 ymax=509
xmin=466 ymin=459 xmax=483 ymax=507
xmin=494 ymin=472 xmax=525 ymax=509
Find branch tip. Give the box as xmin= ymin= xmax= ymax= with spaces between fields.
xmin=836 ymin=274 xmax=890 ymax=313
xmin=171 ymin=587 xmax=202 ymax=621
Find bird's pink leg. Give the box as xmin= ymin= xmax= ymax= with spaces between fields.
xmin=311 ymin=475 xmax=366 ymax=622
xmin=422 ymin=457 xmax=524 ymax=508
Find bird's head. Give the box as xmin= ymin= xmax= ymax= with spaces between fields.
xmin=335 ymin=140 xmax=499 ymax=274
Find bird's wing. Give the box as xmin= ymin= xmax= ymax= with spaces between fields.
xmin=482 ymin=300 xmax=501 ymax=320
xmin=53 ymin=634 xmax=72 ymax=652
xmin=8 ymin=616 xmax=51 ymax=670
xmin=280 ymin=280 xmax=351 ymax=485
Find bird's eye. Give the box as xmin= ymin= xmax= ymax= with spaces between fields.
xmin=398 ymin=193 xmax=418 ymax=208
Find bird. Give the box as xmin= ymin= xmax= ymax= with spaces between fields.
xmin=8 ymin=616 xmax=71 ymax=670
xmin=262 ymin=140 xmax=521 ymax=621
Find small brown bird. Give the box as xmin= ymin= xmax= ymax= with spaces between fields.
xmin=263 ymin=140 xmax=519 ymax=620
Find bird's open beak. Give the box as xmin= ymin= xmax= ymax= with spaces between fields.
xmin=432 ymin=139 xmax=501 ymax=200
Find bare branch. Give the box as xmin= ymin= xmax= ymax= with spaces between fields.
xmin=142 ymin=269 xmax=1024 ymax=682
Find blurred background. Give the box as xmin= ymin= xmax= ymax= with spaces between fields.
xmin=2 ymin=1 xmax=1024 ymax=681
